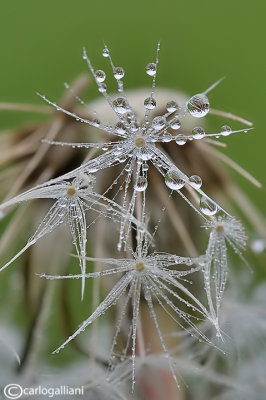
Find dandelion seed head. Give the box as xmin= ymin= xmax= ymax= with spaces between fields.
xmin=135 ymin=261 xmax=145 ymax=272
xmin=66 ymin=186 xmax=76 ymax=196
xmin=134 ymin=136 xmax=146 ymax=148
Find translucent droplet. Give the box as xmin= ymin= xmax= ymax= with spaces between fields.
xmin=192 ymin=126 xmax=205 ymax=139
xmin=152 ymin=116 xmax=166 ymax=131
xmin=92 ymin=118 xmax=100 ymax=127
xmin=102 ymin=48 xmax=109 ymax=58
xmin=186 ymin=93 xmax=210 ymax=118
xmin=144 ymin=97 xmax=156 ymax=110
xmin=220 ymin=125 xmax=232 ymax=136
xmin=166 ymin=100 xmax=178 ymax=113
xmin=95 ymin=70 xmax=106 ymax=83
xmin=115 ymin=121 xmax=126 ymax=134
xmin=113 ymin=67 xmax=125 ymax=80
xmin=134 ymin=176 xmax=148 ymax=192
xmin=189 ymin=175 xmax=202 ymax=189
xmin=112 ymin=97 xmax=128 ymax=114
xmin=162 ymin=132 xmax=172 ymax=142
xmin=139 ymin=148 xmax=152 ymax=161
xmin=165 ymin=169 xmax=185 ymax=190
xmin=200 ymin=196 xmax=218 ymax=216
xmin=146 ymin=62 xmax=157 ymax=76
xmin=169 ymin=117 xmax=181 ymax=130
xmin=142 ymin=162 xmax=149 ymax=171
xmin=175 ymin=135 xmax=187 ymax=145
xmin=130 ymin=122 xmax=139 ymax=132
xmin=98 ymin=83 xmax=107 ymax=93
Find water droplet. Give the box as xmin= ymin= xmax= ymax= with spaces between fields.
xmin=113 ymin=67 xmax=125 ymax=80
xmin=189 ymin=175 xmax=202 ymax=189
xmin=142 ymin=162 xmax=149 ymax=171
xmin=200 ymin=196 xmax=218 ymax=215
xmin=169 ymin=116 xmax=181 ymax=130
xmin=98 ymin=83 xmax=107 ymax=93
xmin=165 ymin=169 xmax=185 ymax=190
xmin=112 ymin=97 xmax=128 ymax=114
xmin=115 ymin=121 xmax=126 ymax=134
xmin=95 ymin=70 xmax=106 ymax=83
xmin=146 ymin=62 xmax=157 ymax=76
xmin=102 ymin=48 xmax=109 ymax=58
xmin=166 ymin=100 xmax=178 ymax=113
xmin=162 ymin=132 xmax=172 ymax=142
xmin=92 ymin=118 xmax=100 ymax=127
xmin=152 ymin=116 xmax=166 ymax=131
xmin=175 ymin=135 xmax=187 ymax=145
xmin=220 ymin=125 xmax=232 ymax=136
xmin=186 ymin=93 xmax=209 ymax=118
xmin=144 ymin=97 xmax=156 ymax=110
xmin=134 ymin=176 xmax=148 ymax=192
xmin=130 ymin=122 xmax=139 ymax=132
xmin=139 ymin=148 xmax=152 ymax=161
xmin=192 ymin=126 xmax=205 ymax=139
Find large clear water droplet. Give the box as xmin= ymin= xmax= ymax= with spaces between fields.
xmin=175 ymin=135 xmax=187 ymax=145
xmin=146 ymin=63 xmax=157 ymax=76
xmin=115 ymin=121 xmax=126 ymax=134
xmin=186 ymin=93 xmax=210 ymax=118
xmin=189 ymin=175 xmax=202 ymax=189
xmin=113 ymin=98 xmax=128 ymax=114
xmin=95 ymin=70 xmax=106 ymax=83
xmin=192 ymin=126 xmax=205 ymax=139
xmin=169 ymin=116 xmax=181 ymax=130
xmin=113 ymin=67 xmax=125 ymax=80
xmin=165 ymin=169 xmax=185 ymax=190
xmin=200 ymin=196 xmax=218 ymax=215
xmin=166 ymin=100 xmax=178 ymax=113
xmin=144 ymin=97 xmax=156 ymax=110
xmin=134 ymin=176 xmax=148 ymax=192
xmin=220 ymin=125 xmax=232 ymax=136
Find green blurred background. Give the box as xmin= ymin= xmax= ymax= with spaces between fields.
xmin=0 ymin=0 xmax=265 ymax=213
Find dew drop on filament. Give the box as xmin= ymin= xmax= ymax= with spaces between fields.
xmin=102 ymin=48 xmax=109 ymax=58
xmin=113 ymin=67 xmax=125 ymax=80
xmin=146 ymin=63 xmax=157 ymax=76
xmin=220 ymin=125 xmax=232 ymax=136
xmin=186 ymin=93 xmax=210 ymax=118
xmin=134 ymin=176 xmax=148 ymax=192
xmin=144 ymin=97 xmax=156 ymax=110
xmin=192 ymin=126 xmax=205 ymax=139
xmin=95 ymin=70 xmax=106 ymax=83
xmin=113 ymin=98 xmax=128 ymax=114
xmin=189 ymin=175 xmax=202 ymax=189
xmin=200 ymin=196 xmax=218 ymax=216
xmin=166 ymin=100 xmax=178 ymax=113
xmin=165 ymin=169 xmax=185 ymax=190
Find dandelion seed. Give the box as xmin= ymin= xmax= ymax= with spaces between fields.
xmin=0 ymin=173 xmax=148 ymax=299
xmin=37 ymin=44 xmax=250 ymax=236
xmin=202 ymin=216 xmax=248 ymax=321
xmin=39 ymin=233 xmax=215 ymax=388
